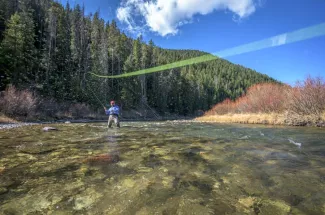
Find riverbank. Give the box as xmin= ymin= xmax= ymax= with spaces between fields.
xmin=195 ymin=113 xmax=325 ymax=127
xmin=198 ymin=77 xmax=325 ymax=127
xmin=0 ymin=113 xmax=196 ymax=130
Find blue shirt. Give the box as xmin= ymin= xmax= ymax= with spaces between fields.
xmin=105 ymin=105 xmax=120 ymax=116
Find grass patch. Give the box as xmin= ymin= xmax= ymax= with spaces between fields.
xmin=196 ymin=113 xmax=286 ymax=125
xmin=0 ymin=114 xmax=19 ymax=123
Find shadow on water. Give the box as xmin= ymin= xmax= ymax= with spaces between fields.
xmin=0 ymin=122 xmax=324 ymax=214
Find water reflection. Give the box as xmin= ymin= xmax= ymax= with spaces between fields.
xmin=0 ymin=122 xmax=324 ymax=214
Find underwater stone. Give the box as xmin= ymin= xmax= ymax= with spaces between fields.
xmin=236 ymin=196 xmax=259 ymax=213
xmin=0 ymin=153 xmax=37 ymax=169
xmin=0 ymin=166 xmax=5 ymax=174
xmin=199 ymin=152 xmax=214 ymax=161
xmin=220 ymin=177 xmax=230 ymax=184
xmin=159 ymin=167 xmax=169 ymax=173
xmin=292 ymin=191 xmax=325 ymax=214
xmin=129 ymin=145 xmax=140 ymax=149
xmin=117 ymin=161 xmax=129 ymax=168
xmin=213 ymin=181 xmax=221 ymax=190
xmin=137 ymin=166 xmax=153 ymax=173
xmin=258 ymin=199 xmax=291 ymax=215
xmin=64 ymin=180 xmax=85 ymax=194
xmin=75 ymin=164 xmax=89 ymax=177
xmin=162 ymin=176 xmax=174 ymax=189
xmin=121 ymin=178 xmax=136 ymax=188
xmin=73 ymin=188 xmax=103 ymax=210
xmin=135 ymin=207 xmax=152 ymax=215
xmin=153 ymin=147 xmax=170 ymax=156
xmin=0 ymin=187 xmax=8 ymax=195
xmin=0 ymin=191 xmax=56 ymax=214
xmin=176 ymin=195 xmax=214 ymax=214
xmin=82 ymin=154 xmax=120 ymax=164
xmin=161 ymin=155 xmax=174 ymax=161
xmin=20 ymin=147 xmax=57 ymax=155
xmin=238 ymin=196 xmax=257 ymax=208
xmin=42 ymin=127 xmax=58 ymax=131
xmin=265 ymin=160 xmax=278 ymax=165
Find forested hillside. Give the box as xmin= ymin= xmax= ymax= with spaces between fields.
xmin=0 ymin=0 xmax=277 ymax=116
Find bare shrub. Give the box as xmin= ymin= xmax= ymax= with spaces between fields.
xmin=36 ymin=98 xmax=66 ymax=118
xmin=0 ymin=85 xmax=38 ymax=117
xmin=0 ymin=86 xmax=99 ymax=120
xmin=242 ymin=83 xmax=289 ymax=113
xmin=37 ymin=99 xmax=93 ymax=119
xmin=69 ymin=103 xmax=92 ymax=118
xmin=287 ymin=76 xmax=325 ymax=116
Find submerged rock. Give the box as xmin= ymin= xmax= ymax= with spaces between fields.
xmin=0 ymin=166 xmax=5 ymax=174
xmin=42 ymin=127 xmax=58 ymax=131
xmin=121 ymin=178 xmax=136 ymax=188
xmin=0 ymin=187 xmax=8 ymax=195
xmin=236 ymin=196 xmax=258 ymax=213
xmin=176 ymin=194 xmax=214 ymax=214
xmin=82 ymin=154 xmax=120 ymax=164
xmin=0 ymin=188 xmax=62 ymax=214
xmin=117 ymin=161 xmax=130 ymax=168
xmin=153 ymin=147 xmax=170 ymax=156
xmin=0 ymin=153 xmax=37 ymax=169
xmin=162 ymin=176 xmax=174 ymax=189
xmin=258 ymin=199 xmax=291 ymax=215
xmin=292 ymin=191 xmax=325 ymax=215
xmin=137 ymin=166 xmax=153 ymax=173
xmin=73 ymin=188 xmax=103 ymax=210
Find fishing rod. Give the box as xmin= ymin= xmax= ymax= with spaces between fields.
xmin=81 ymin=74 xmax=106 ymax=108
xmin=82 ymin=74 xmax=123 ymax=114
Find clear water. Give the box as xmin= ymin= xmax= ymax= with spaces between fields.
xmin=0 ymin=122 xmax=324 ymax=215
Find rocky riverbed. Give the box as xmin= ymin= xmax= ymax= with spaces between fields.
xmin=0 ymin=121 xmax=324 ymax=214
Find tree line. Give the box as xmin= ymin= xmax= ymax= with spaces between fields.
xmin=0 ymin=0 xmax=277 ymax=116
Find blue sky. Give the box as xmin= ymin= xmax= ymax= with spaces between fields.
xmin=60 ymin=0 xmax=325 ymax=85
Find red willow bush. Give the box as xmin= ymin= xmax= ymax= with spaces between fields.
xmin=288 ymin=76 xmax=325 ymax=116
xmin=205 ymin=76 xmax=325 ymax=124
xmin=236 ymin=83 xmax=289 ymax=113
xmin=206 ymin=83 xmax=289 ymax=115
xmin=205 ymin=98 xmax=236 ymax=115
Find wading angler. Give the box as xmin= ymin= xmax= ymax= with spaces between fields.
xmin=104 ymin=101 xmax=120 ymax=128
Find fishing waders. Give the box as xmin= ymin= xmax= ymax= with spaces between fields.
xmin=108 ymin=115 xmax=120 ymax=128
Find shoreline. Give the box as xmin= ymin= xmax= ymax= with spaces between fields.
xmin=3 ymin=113 xmax=325 ymax=130
xmin=195 ymin=113 xmax=325 ymax=127
xmin=0 ymin=116 xmax=196 ymax=130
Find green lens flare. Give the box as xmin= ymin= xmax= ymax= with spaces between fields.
xmin=90 ymin=22 xmax=325 ymax=79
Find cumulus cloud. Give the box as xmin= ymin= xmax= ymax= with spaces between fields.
xmin=116 ymin=0 xmax=260 ymax=36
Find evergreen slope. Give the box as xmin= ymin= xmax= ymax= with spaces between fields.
xmin=0 ymin=0 xmax=277 ymax=116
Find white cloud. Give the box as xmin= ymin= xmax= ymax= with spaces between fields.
xmin=116 ymin=0 xmax=260 ymax=36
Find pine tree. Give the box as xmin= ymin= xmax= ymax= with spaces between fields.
xmin=1 ymin=5 xmax=36 ymax=87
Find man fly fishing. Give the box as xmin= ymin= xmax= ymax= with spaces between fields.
xmin=104 ymin=101 xmax=120 ymax=128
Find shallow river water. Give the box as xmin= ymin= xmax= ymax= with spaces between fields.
xmin=0 ymin=121 xmax=324 ymax=215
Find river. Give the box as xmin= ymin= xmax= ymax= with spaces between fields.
xmin=0 ymin=121 xmax=324 ymax=214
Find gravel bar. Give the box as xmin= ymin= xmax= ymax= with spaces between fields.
xmin=0 ymin=123 xmax=39 ymax=130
